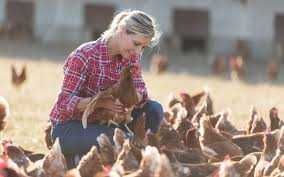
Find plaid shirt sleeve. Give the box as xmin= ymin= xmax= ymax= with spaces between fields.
xmin=52 ymin=50 xmax=88 ymax=122
xmin=130 ymin=54 xmax=148 ymax=106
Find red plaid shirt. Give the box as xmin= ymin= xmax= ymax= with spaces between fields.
xmin=49 ymin=37 xmax=148 ymax=124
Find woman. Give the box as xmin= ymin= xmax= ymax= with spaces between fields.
xmin=49 ymin=9 xmax=163 ymax=168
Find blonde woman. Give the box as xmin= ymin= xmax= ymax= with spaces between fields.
xmin=49 ymin=9 xmax=163 ymax=168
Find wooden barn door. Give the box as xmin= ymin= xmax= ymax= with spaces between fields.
xmin=84 ymin=4 xmax=115 ymax=40
xmin=5 ymin=0 xmax=34 ymax=39
xmin=173 ymin=9 xmax=210 ymax=52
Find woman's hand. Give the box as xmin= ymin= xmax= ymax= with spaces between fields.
xmin=97 ymin=97 xmax=126 ymax=113
xmin=77 ymin=96 xmax=127 ymax=113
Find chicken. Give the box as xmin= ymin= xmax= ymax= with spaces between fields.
xmin=270 ymin=154 xmax=284 ymax=177
xmin=97 ymin=134 xmax=116 ymax=166
xmin=0 ymin=96 xmax=9 ymax=131
xmin=122 ymin=146 xmax=161 ymax=177
xmin=216 ymin=153 xmax=257 ymax=177
xmin=110 ymin=139 xmax=140 ymax=176
xmin=234 ymin=39 xmax=250 ymax=60
xmin=267 ymin=60 xmax=279 ymax=81
xmin=246 ymin=106 xmax=257 ymax=134
xmin=41 ymin=138 xmax=67 ymax=177
xmin=154 ymin=154 xmax=175 ymax=177
xmin=211 ymin=55 xmax=226 ymax=75
xmin=166 ymin=102 xmax=188 ymax=126
xmin=44 ymin=122 xmax=53 ymax=150
xmin=113 ymin=128 xmax=126 ymax=154
xmin=263 ymin=126 xmax=284 ymax=176
xmin=82 ymin=66 xmax=140 ymax=129
xmin=2 ymin=140 xmax=33 ymax=170
xmin=159 ymin=127 xmax=183 ymax=150
xmin=11 ymin=64 xmax=27 ymax=88
xmin=229 ymin=56 xmax=245 ymax=80
xmin=270 ymin=107 xmax=284 ymax=131
xmin=166 ymin=92 xmax=180 ymax=109
xmin=199 ymin=115 xmax=243 ymax=161
xmin=129 ymin=113 xmax=146 ymax=141
xmin=185 ymin=127 xmax=201 ymax=149
xmin=215 ymin=109 xmax=245 ymax=136
xmin=0 ymin=157 xmax=29 ymax=177
xmin=254 ymin=132 xmax=278 ymax=177
xmin=250 ymin=115 xmax=267 ymax=134
xmin=77 ymin=146 xmax=104 ymax=177
xmin=150 ymin=54 xmax=168 ymax=74
xmin=162 ymin=148 xmax=207 ymax=164
xmin=232 ymin=132 xmax=264 ymax=155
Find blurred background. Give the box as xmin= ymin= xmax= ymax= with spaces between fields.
xmin=1 ymin=0 xmax=284 ymax=151
xmin=1 ymin=0 xmax=284 ymax=81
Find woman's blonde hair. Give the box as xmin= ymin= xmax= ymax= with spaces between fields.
xmin=102 ymin=9 xmax=161 ymax=47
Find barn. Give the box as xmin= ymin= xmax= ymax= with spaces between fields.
xmin=1 ymin=0 xmax=284 ymax=59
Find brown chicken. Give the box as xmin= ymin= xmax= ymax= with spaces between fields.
xmin=232 ymin=132 xmax=264 ymax=155
xmin=42 ymin=138 xmax=67 ymax=177
xmin=270 ymin=107 xmax=284 ymax=131
xmin=199 ymin=115 xmax=243 ymax=161
xmin=0 ymin=96 xmax=9 ymax=131
xmin=122 ymin=146 xmax=161 ymax=177
xmin=0 ymin=157 xmax=29 ymax=177
xmin=2 ymin=140 xmax=32 ymax=170
xmin=97 ymin=134 xmax=116 ymax=166
xmin=216 ymin=153 xmax=257 ymax=177
xmin=212 ymin=55 xmax=226 ymax=75
xmin=262 ymin=127 xmax=284 ymax=176
xmin=11 ymin=64 xmax=26 ymax=88
xmin=77 ymin=146 xmax=104 ymax=177
xmin=250 ymin=115 xmax=267 ymax=134
xmin=150 ymin=54 xmax=168 ymax=74
xmin=270 ymin=154 xmax=284 ymax=177
xmin=215 ymin=109 xmax=245 ymax=136
xmin=110 ymin=139 xmax=140 ymax=176
xmin=246 ymin=106 xmax=257 ymax=134
xmin=254 ymin=132 xmax=279 ymax=177
xmin=234 ymin=39 xmax=250 ymax=59
xmin=166 ymin=92 xmax=180 ymax=109
xmin=113 ymin=128 xmax=126 ymax=154
xmin=267 ymin=60 xmax=279 ymax=81
xmin=82 ymin=66 xmax=140 ymax=129
xmin=154 ymin=154 xmax=175 ymax=177
xmin=229 ymin=56 xmax=245 ymax=80
xmin=44 ymin=122 xmax=53 ymax=150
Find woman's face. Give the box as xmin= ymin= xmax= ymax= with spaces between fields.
xmin=118 ymin=28 xmax=151 ymax=58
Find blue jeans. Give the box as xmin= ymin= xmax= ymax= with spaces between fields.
xmin=51 ymin=100 xmax=163 ymax=165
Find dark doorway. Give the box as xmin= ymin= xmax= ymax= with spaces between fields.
xmin=173 ymin=8 xmax=210 ymax=52
xmin=4 ymin=0 xmax=34 ymax=39
xmin=84 ymin=4 xmax=115 ymax=40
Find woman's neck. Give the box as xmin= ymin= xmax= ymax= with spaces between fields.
xmin=107 ymin=36 xmax=120 ymax=58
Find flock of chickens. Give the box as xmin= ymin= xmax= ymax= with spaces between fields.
xmin=1 ymin=62 xmax=284 ymax=177
xmin=1 ymin=80 xmax=284 ymax=176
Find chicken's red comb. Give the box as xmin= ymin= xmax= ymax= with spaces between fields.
xmin=179 ymin=91 xmax=190 ymax=98
xmin=0 ymin=158 xmax=7 ymax=169
xmin=102 ymin=164 xmax=112 ymax=175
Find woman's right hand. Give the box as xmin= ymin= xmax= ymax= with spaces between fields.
xmin=96 ymin=97 xmax=126 ymax=113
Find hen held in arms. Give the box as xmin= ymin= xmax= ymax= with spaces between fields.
xmin=82 ymin=66 xmax=140 ymax=132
